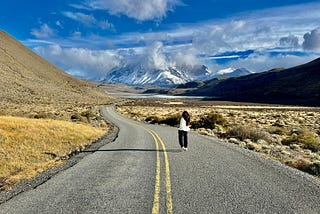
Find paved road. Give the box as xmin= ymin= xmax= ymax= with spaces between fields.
xmin=1 ymin=106 xmax=320 ymax=213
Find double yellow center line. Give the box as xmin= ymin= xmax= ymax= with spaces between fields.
xmin=111 ymin=109 xmax=173 ymax=213
xmin=148 ymin=129 xmax=172 ymax=214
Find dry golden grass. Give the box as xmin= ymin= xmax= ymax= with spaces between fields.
xmin=0 ymin=30 xmax=116 ymax=190
xmin=116 ymin=100 xmax=320 ymax=176
xmin=0 ymin=116 xmax=106 ymax=189
xmin=0 ymin=30 xmax=115 ymax=108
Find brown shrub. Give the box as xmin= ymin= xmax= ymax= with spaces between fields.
xmin=226 ymin=126 xmax=271 ymax=142
xmin=191 ymin=112 xmax=227 ymax=129
xmin=268 ymin=127 xmax=289 ymax=135
xmin=145 ymin=114 xmax=181 ymax=126
xmin=287 ymin=159 xmax=311 ymax=170
xmin=81 ymin=110 xmax=96 ymax=122
xmin=286 ymin=159 xmax=320 ymax=176
xmin=161 ymin=114 xmax=181 ymax=126
xmin=282 ymin=130 xmax=320 ymax=152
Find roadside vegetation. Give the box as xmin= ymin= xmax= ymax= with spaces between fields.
xmin=0 ymin=88 xmax=115 ymax=192
xmin=0 ymin=116 xmax=106 ymax=190
xmin=116 ymin=99 xmax=320 ymax=177
xmin=0 ymin=31 xmax=116 ymax=191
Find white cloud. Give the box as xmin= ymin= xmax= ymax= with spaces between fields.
xmin=83 ymin=0 xmax=181 ymax=21
xmin=71 ymin=31 xmax=82 ymax=39
xmin=279 ymin=35 xmax=300 ymax=48
xmin=33 ymin=42 xmax=187 ymax=80
xmin=224 ymin=52 xmax=318 ymax=72
xmin=254 ymin=26 xmax=271 ymax=35
xmin=98 ymin=20 xmax=115 ymax=31
xmin=145 ymin=42 xmax=171 ymax=69
xmin=303 ymin=28 xmax=320 ymax=51
xmin=62 ymin=11 xmax=96 ymax=26
xmin=34 ymin=45 xmax=121 ymax=79
xmin=55 ymin=21 xmax=63 ymax=28
xmin=136 ymin=42 xmax=203 ymax=70
xmin=171 ymin=48 xmax=200 ymax=66
xmin=62 ymin=11 xmax=115 ymax=31
xmin=31 ymin=24 xmax=56 ymax=39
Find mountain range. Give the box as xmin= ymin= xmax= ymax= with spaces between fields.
xmin=181 ymin=58 xmax=320 ymax=106
xmin=101 ymin=64 xmax=209 ymax=86
xmin=101 ymin=62 xmax=251 ymax=86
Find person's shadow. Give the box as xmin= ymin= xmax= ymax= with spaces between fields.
xmin=81 ymin=148 xmax=182 ymax=153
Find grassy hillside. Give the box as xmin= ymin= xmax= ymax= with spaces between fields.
xmin=0 ymin=30 xmax=114 ymax=119
xmin=185 ymin=58 xmax=320 ymax=106
xmin=0 ymin=30 xmax=114 ymax=189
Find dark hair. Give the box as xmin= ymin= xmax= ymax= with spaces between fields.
xmin=182 ymin=111 xmax=190 ymax=126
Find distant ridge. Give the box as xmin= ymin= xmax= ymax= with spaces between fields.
xmin=0 ymin=30 xmax=112 ymax=107
xmin=183 ymin=57 xmax=320 ymax=106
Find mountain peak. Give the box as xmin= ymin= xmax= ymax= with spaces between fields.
xmin=102 ymin=63 xmax=210 ymax=86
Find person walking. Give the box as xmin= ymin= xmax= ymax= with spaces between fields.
xmin=178 ymin=111 xmax=190 ymax=151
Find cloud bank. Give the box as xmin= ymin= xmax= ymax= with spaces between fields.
xmin=34 ymin=45 xmax=121 ymax=79
xmin=279 ymin=35 xmax=299 ymax=48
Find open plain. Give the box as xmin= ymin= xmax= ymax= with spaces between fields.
xmin=116 ymin=98 xmax=320 ymax=177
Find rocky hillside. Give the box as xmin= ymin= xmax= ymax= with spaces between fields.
xmin=184 ymin=58 xmax=320 ymax=106
xmin=0 ymin=30 xmax=113 ymax=108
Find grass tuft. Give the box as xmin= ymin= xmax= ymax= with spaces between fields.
xmin=191 ymin=112 xmax=227 ymax=129
xmin=226 ymin=126 xmax=271 ymax=142
xmin=145 ymin=114 xmax=181 ymax=126
xmin=282 ymin=130 xmax=320 ymax=152
xmin=160 ymin=114 xmax=181 ymax=126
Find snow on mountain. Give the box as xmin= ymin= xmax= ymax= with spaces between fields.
xmin=217 ymin=68 xmax=236 ymax=75
xmin=101 ymin=64 xmax=252 ymax=86
xmin=214 ymin=68 xmax=252 ymax=78
xmin=99 ymin=42 xmax=251 ymax=86
xmin=99 ymin=41 xmax=216 ymax=86
xmin=102 ymin=63 xmax=211 ymax=86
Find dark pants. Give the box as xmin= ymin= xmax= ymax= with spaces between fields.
xmin=178 ymin=130 xmax=188 ymax=148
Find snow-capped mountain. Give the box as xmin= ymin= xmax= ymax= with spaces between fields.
xmin=100 ymin=65 xmax=252 ymax=86
xmin=214 ymin=68 xmax=252 ymax=78
xmin=98 ymin=42 xmax=251 ymax=86
xmin=102 ymin=63 xmax=211 ymax=86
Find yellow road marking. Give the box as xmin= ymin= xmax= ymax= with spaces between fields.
xmin=107 ymin=108 xmax=173 ymax=213
xmin=149 ymin=131 xmax=161 ymax=214
xmin=152 ymin=130 xmax=173 ymax=214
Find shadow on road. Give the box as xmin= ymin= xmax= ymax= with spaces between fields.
xmin=81 ymin=148 xmax=182 ymax=153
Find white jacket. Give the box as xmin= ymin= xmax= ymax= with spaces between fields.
xmin=179 ymin=117 xmax=190 ymax=132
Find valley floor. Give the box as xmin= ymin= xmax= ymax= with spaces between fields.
xmin=116 ymin=98 xmax=320 ymax=177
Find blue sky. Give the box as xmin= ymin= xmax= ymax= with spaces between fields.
xmin=1 ymin=0 xmax=320 ymax=79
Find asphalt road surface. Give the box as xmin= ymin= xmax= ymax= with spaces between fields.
xmin=1 ymin=106 xmax=320 ymax=214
